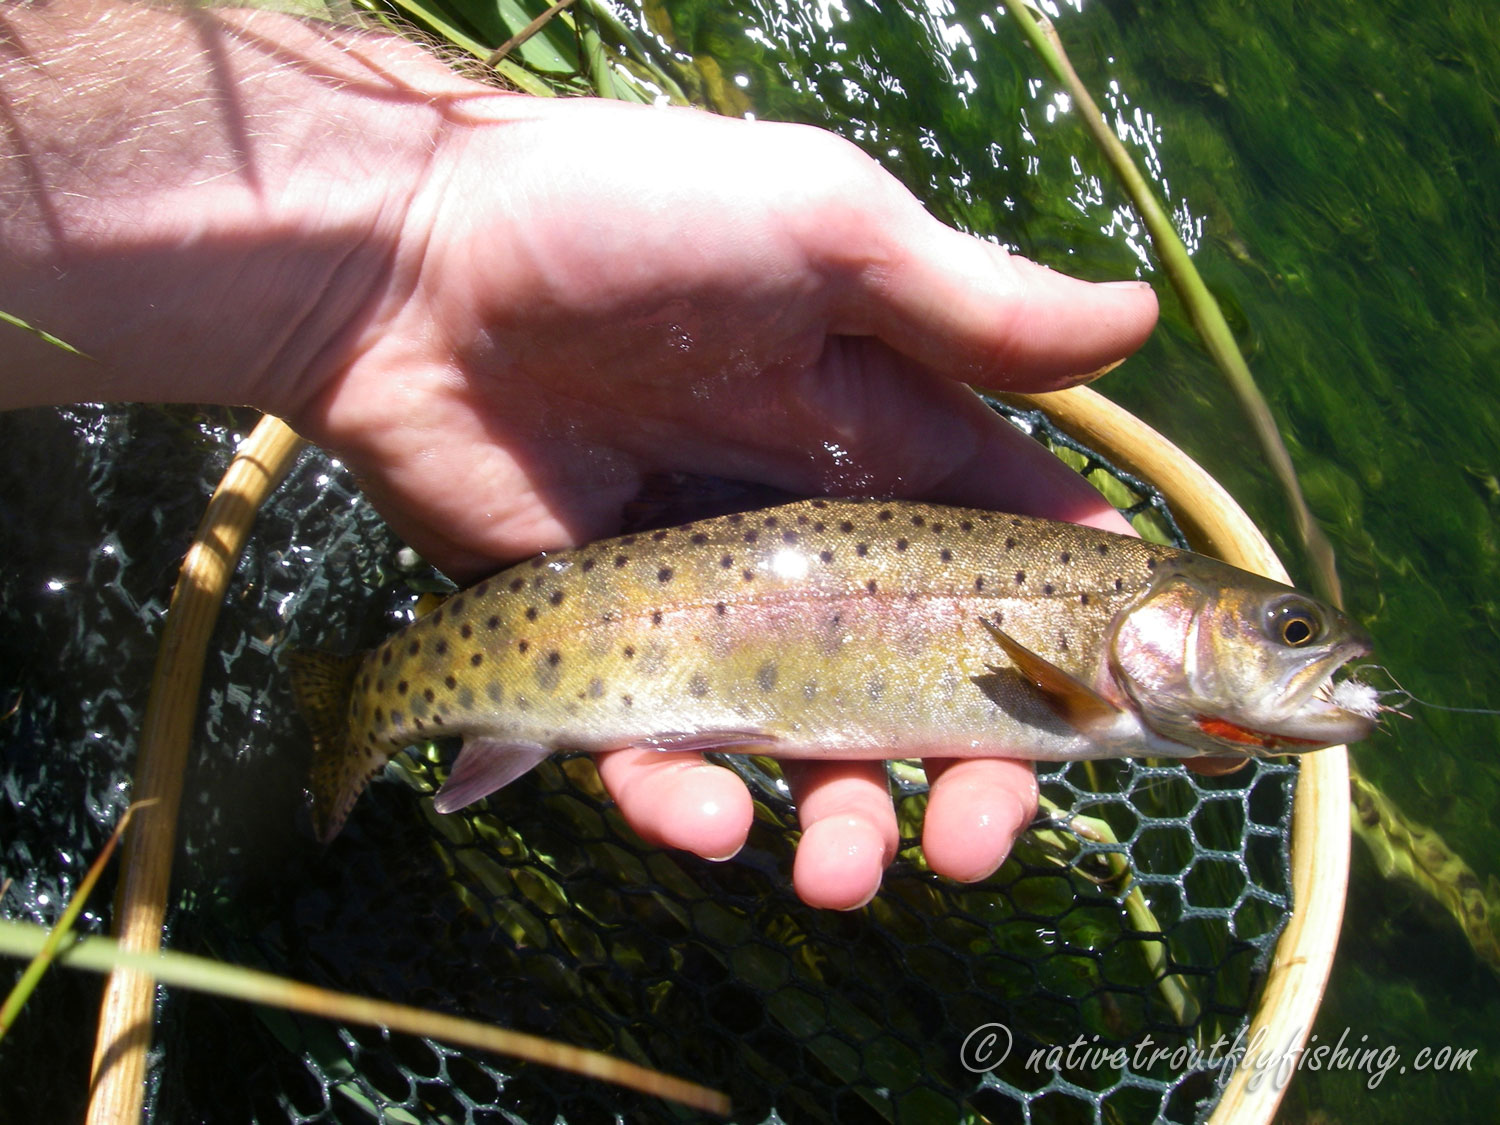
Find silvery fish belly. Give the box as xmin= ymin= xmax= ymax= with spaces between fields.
xmin=292 ymin=499 xmax=1376 ymax=841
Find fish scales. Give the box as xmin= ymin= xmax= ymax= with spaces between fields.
xmin=298 ymin=498 xmax=1375 ymax=840
xmin=348 ymin=500 xmax=1170 ymax=757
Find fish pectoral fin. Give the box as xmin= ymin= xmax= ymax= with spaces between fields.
xmin=433 ymin=738 xmax=552 ymax=814
xmin=628 ymin=730 xmax=779 ymax=754
xmin=979 ymin=617 xmax=1126 ymax=732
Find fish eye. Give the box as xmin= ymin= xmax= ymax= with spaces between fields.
xmin=1266 ymin=599 xmax=1323 ymax=647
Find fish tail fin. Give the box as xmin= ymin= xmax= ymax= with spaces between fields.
xmin=287 ymin=649 xmax=368 ymax=843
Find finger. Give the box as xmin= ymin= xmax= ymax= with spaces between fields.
xmin=595 ymin=748 xmax=753 ymax=862
xmin=840 ymin=214 xmax=1160 ymax=390
xmin=920 ymin=758 xmax=1039 ymax=883
xmin=783 ymin=760 xmax=899 ymax=911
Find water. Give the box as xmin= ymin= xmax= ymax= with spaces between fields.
xmin=649 ymin=0 xmax=1500 ymax=1116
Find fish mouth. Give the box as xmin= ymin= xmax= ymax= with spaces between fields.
xmin=1274 ymin=635 xmax=1379 ymax=747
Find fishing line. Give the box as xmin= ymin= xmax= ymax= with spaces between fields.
xmin=1347 ymin=663 xmax=1500 ymax=718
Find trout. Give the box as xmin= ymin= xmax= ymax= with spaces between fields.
xmin=292 ymin=499 xmax=1375 ymax=841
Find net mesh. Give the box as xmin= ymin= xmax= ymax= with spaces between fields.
xmin=0 ymin=400 xmax=1296 ymax=1124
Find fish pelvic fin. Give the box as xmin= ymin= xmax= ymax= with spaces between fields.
xmin=978 ymin=617 xmax=1128 ymax=733
xmin=287 ymin=649 xmax=368 ymax=843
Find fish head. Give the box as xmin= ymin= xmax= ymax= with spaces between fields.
xmin=1109 ymin=556 xmax=1376 ymax=756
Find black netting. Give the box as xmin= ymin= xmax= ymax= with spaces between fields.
xmin=0 ymin=401 xmax=1295 ymax=1124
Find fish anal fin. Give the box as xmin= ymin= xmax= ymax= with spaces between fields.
xmin=434 ymin=738 xmax=552 ymax=814
xmin=978 ymin=618 xmax=1125 ymax=731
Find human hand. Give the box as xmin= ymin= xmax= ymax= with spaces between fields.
xmin=279 ymin=95 xmax=1158 ymax=908
xmin=0 ymin=5 xmax=1159 ymax=907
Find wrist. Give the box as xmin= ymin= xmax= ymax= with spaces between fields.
xmin=0 ymin=0 xmax=494 ymax=413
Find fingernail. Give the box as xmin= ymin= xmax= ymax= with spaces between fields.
xmin=1100 ymin=279 xmax=1153 ymax=290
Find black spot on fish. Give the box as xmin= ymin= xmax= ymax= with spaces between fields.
xmin=487 ymin=615 xmax=500 ymax=630
xmin=381 ymin=650 xmax=392 ymax=666
xmin=1060 ymin=551 xmax=1071 ymax=564
xmin=940 ymin=549 xmax=952 ymax=563
xmin=866 ymin=579 xmax=878 ymax=593
xmin=471 ymin=652 xmax=484 ymax=667
xmin=407 ymin=641 xmax=420 ymax=656
xmin=657 ymin=567 xmax=673 ymax=583
xmin=474 ymin=581 xmax=490 ymax=597
xmin=487 ymin=682 xmax=503 ymax=704
xmin=796 ymin=514 xmax=809 ymax=525
xmin=715 ymin=602 xmax=727 ymax=615
xmin=1015 ymin=571 xmax=1026 ymax=585
xmin=728 ymin=513 xmax=743 ymax=524
xmin=782 ymin=530 xmax=798 ymax=544
xmin=652 ymin=530 xmax=669 ymax=541
xmin=413 ymin=717 xmax=424 ymax=731
xmin=820 ymin=550 xmax=834 ymax=564
xmin=436 ymin=640 xmax=448 ymax=655
xmin=620 ymin=535 xmax=638 ymax=546
xmin=896 ymin=538 xmax=909 ymax=551
xmin=691 ymin=532 xmax=708 ymax=545
xmin=432 ymin=608 xmax=445 ymax=625
xmin=529 ymin=557 xmax=545 ymax=569
xmin=509 ymin=577 xmax=525 ymax=592
xmin=813 ymin=521 xmax=825 ymax=532
xmin=839 ymin=520 xmax=854 ymax=533
xmin=517 ymin=641 xmax=529 ymax=655
xmin=424 ymin=688 xmax=435 ymax=703
xmin=582 ymin=557 xmax=595 ymax=572
xmin=878 ymin=509 xmax=893 ymax=521
xmin=960 ymin=519 xmax=973 ymax=532
xmin=932 ymin=522 xmax=944 ymax=534
xmin=744 ymin=530 xmax=759 ymax=544
xmin=621 ymin=694 xmax=634 ymax=707
xmin=450 ymin=596 xmax=466 ymax=615
xmin=756 ymin=662 xmax=778 ymax=692
xmin=1114 ymin=578 xmax=1124 ymax=592
xmin=742 ymin=569 xmax=755 ymax=582
xmin=1146 ymin=558 xmax=1158 ymax=570
xmin=1043 ymin=583 xmax=1055 ymax=595
xmin=974 ymin=575 xmax=985 ymax=591
xmin=1096 ymin=543 xmax=1109 ymax=556
xmin=547 ymin=651 xmax=561 ymax=666
xmin=614 ymin=554 xmax=628 ymax=568
xmin=623 ymin=645 xmax=635 ymax=658
xmin=911 ymin=514 xmax=925 ymax=527
xmin=374 ymin=706 xmax=384 ymax=723
xmin=856 ymin=543 xmax=869 ymax=557
xmin=397 ymin=680 xmax=408 ymax=695
xmin=764 ymin=515 xmax=779 ymax=528
xmin=547 ymin=590 xmax=563 ymax=607
xmin=1080 ymin=593 xmax=1091 ymax=606
xmin=651 ymin=611 xmax=663 ymax=626
xmin=720 ymin=554 xmax=734 ymax=568
xmin=525 ymin=607 xmax=538 ymax=621
xmin=1005 ymin=537 xmax=1016 ymax=550
xmin=688 ymin=673 xmax=709 ymax=698
xmin=444 ymin=674 xmax=457 ymax=690
xmin=460 ymin=623 xmax=472 ymax=639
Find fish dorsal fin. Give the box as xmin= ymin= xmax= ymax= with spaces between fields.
xmin=434 ymin=739 xmax=552 ymax=814
xmin=978 ymin=617 xmax=1126 ymax=731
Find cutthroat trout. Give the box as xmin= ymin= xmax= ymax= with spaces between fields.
xmin=292 ymin=499 xmax=1375 ymax=841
